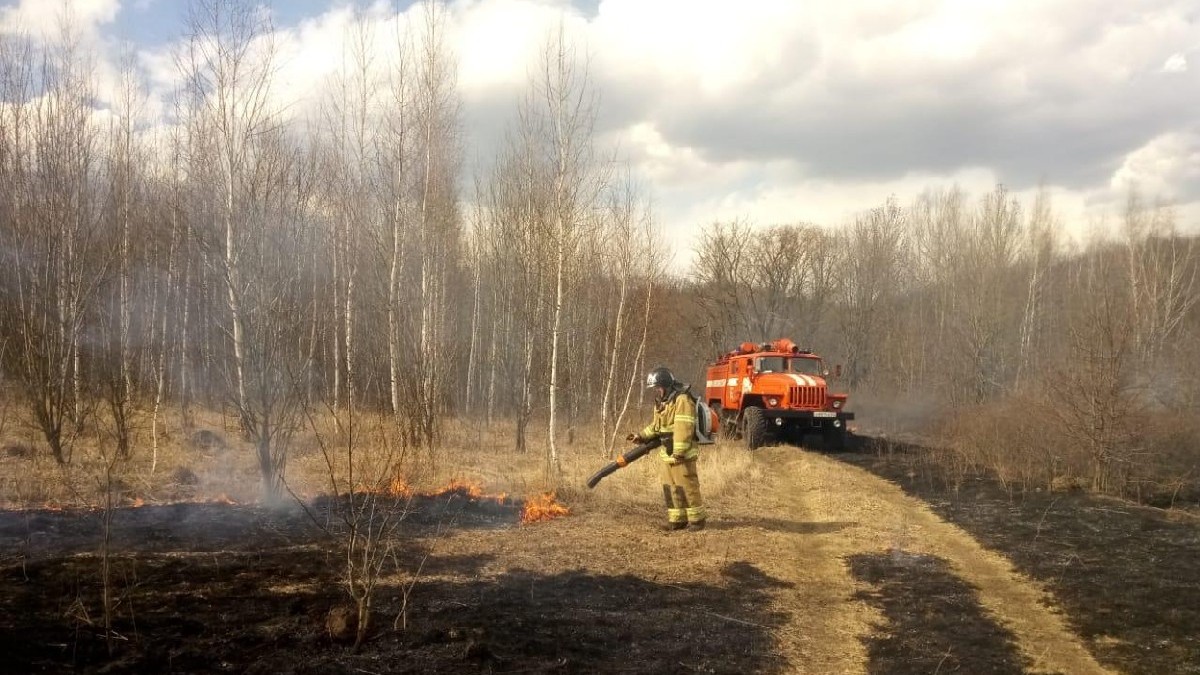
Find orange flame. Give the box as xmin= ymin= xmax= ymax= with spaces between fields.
xmin=521 ymin=492 xmax=569 ymax=524
xmin=433 ymin=478 xmax=485 ymax=500
xmin=387 ymin=474 xmax=413 ymax=498
xmin=350 ymin=475 xmax=512 ymax=506
xmin=210 ymin=493 xmax=238 ymax=505
xmin=130 ymin=497 xmax=145 ymax=508
xmin=352 ymin=471 xmax=413 ymax=499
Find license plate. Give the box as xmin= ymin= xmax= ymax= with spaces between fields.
xmin=813 ymin=411 xmax=836 ymax=418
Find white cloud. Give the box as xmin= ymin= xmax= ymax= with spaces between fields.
xmin=592 ymin=0 xmax=803 ymax=96
xmin=619 ymin=122 xmax=718 ymax=186
xmin=457 ymin=0 xmax=573 ymax=91
xmin=1111 ymin=129 xmax=1200 ymax=201
xmin=11 ymin=0 xmax=1200 ymax=269
xmin=272 ymin=6 xmax=362 ymax=114
xmin=0 ymin=0 xmax=120 ymax=37
xmin=1163 ymin=52 xmax=1188 ymax=73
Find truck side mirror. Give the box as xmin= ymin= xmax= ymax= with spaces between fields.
xmin=834 ymin=364 xmax=842 ymax=378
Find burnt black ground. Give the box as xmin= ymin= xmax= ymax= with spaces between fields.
xmin=839 ymin=441 xmax=1200 ymax=675
xmin=0 ymin=494 xmax=789 ymax=675
xmin=848 ymin=551 xmax=1032 ymax=675
xmin=6 ymin=444 xmax=1197 ymax=674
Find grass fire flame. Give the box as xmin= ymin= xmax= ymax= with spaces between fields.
xmin=521 ymin=492 xmax=570 ymax=524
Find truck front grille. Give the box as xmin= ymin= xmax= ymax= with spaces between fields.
xmin=789 ymin=386 xmax=825 ymax=409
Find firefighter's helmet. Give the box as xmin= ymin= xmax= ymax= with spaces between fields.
xmin=645 ymin=367 xmax=676 ymax=391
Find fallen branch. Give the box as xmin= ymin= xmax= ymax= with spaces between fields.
xmin=703 ymin=610 xmax=765 ymax=629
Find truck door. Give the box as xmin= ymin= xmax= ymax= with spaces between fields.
xmin=729 ymin=360 xmax=743 ymax=408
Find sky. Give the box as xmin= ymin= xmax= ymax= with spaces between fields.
xmin=2 ymin=0 xmax=1198 ymax=269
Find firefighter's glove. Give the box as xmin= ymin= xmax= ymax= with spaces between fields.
xmin=661 ymin=437 xmax=674 ymax=457
xmin=626 ymin=433 xmax=642 ymax=444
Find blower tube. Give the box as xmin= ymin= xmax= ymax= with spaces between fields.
xmin=586 ymin=437 xmax=663 ymax=489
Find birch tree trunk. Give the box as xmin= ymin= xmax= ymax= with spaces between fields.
xmin=539 ymin=26 xmax=602 ymax=474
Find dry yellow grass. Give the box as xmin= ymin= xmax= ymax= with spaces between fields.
xmin=0 ymin=404 xmax=759 ymax=512
xmin=2 ymin=404 xmax=1118 ymax=673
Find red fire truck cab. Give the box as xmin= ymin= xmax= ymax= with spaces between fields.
xmin=704 ymin=338 xmax=854 ymax=450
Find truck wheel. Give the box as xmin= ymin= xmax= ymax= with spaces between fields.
xmin=743 ymin=407 xmax=770 ymax=450
xmin=823 ymin=426 xmax=847 ymax=452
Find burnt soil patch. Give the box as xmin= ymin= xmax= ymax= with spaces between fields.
xmin=0 ymin=495 xmax=791 ymax=674
xmin=848 ymin=551 xmax=1030 ymax=675
xmin=840 ymin=441 xmax=1200 ymax=675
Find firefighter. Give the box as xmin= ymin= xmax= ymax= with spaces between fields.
xmin=627 ymin=367 xmax=707 ymax=531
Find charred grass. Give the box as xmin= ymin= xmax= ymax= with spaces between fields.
xmin=0 ymin=490 xmax=791 ymax=674
xmin=843 ymin=437 xmax=1200 ymax=675
xmin=0 ymin=411 xmax=786 ymax=674
xmin=848 ymin=551 xmax=1030 ymax=675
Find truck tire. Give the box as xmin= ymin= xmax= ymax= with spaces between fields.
xmin=743 ymin=407 xmax=770 ymax=450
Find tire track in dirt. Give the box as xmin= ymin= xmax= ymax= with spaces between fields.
xmin=387 ymin=444 xmax=1110 ymax=673
xmin=694 ymin=461 xmax=877 ymax=673
xmin=755 ymin=447 xmax=1113 ymax=674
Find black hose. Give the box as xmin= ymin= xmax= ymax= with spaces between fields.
xmin=586 ymin=463 xmax=620 ymax=489
xmin=586 ymin=438 xmax=663 ymax=489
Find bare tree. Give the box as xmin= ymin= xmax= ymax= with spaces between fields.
xmin=148 ymin=121 xmax=188 ymax=473
xmin=300 ymin=402 xmax=413 ymax=650
xmin=479 ymin=83 xmax=552 ymax=453
xmin=382 ymin=24 xmax=415 ymax=429
xmin=180 ymin=0 xmax=313 ymax=500
xmin=836 ymin=198 xmax=908 ymax=387
xmin=692 ymin=220 xmax=837 ymax=356
xmin=564 ymin=190 xmax=663 ymax=440
xmin=101 ymin=49 xmax=155 ymax=460
xmin=1 ymin=23 xmax=111 ymax=464
xmin=1015 ymin=186 xmax=1058 ymax=387
xmin=1122 ymin=190 xmax=1199 ymax=373
xmin=908 ymin=187 xmax=967 ymax=385
xmin=693 ymin=219 xmax=754 ymax=350
xmin=180 ymin=0 xmax=276 ymax=424
xmin=410 ymin=0 xmax=462 ymax=450
xmin=532 ymin=26 xmax=606 ymax=473
xmin=1049 ymin=252 xmax=1142 ymax=493
xmin=958 ymin=185 xmax=1025 ymax=401
xmin=599 ymin=181 xmax=663 ymax=457
xmin=318 ymin=13 xmax=385 ymax=415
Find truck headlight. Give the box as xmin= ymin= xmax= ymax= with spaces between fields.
xmin=768 ymin=397 xmax=779 ymax=407
xmin=832 ymin=400 xmax=841 ymax=409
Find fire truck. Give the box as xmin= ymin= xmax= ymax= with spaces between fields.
xmin=704 ymin=338 xmax=854 ymax=450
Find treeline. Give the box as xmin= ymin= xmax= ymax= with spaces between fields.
xmin=0 ymin=2 xmax=663 ymax=497
xmin=2 ymin=1 xmax=1197 ymax=504
xmin=684 ymin=189 xmax=1200 ymax=501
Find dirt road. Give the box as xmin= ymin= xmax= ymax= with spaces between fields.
xmin=1 ymin=445 xmax=1122 ymax=673
xmin=752 ymin=449 xmax=1111 ymax=673
xmin=453 ymin=447 xmax=1114 ymax=674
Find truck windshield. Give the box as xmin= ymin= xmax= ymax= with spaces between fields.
xmin=789 ymin=358 xmax=823 ymax=375
xmin=757 ymin=356 xmax=825 ymax=375
xmin=756 ymin=357 xmax=786 ymax=373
